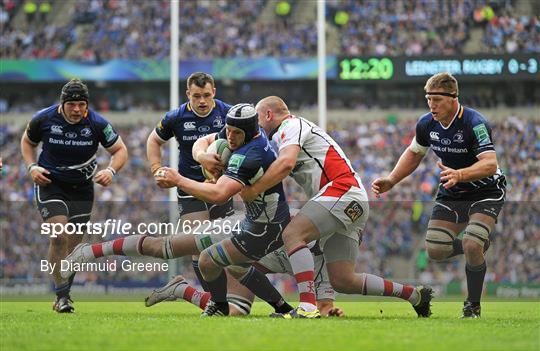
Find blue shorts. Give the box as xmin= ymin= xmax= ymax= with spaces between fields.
xmin=431 ymin=176 xmax=506 ymax=223
xmin=34 ymin=179 xmax=94 ymax=223
xmin=230 ymin=218 xmax=289 ymax=261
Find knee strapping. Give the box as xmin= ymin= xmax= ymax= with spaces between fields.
xmin=227 ymin=294 xmax=252 ymax=315
xmin=426 ymin=227 xmax=456 ymax=245
xmin=162 ymin=236 xmax=174 ymax=259
xmin=207 ymin=243 xmax=232 ymax=267
xmin=229 ymin=265 xmax=250 ymax=280
xmin=463 ymin=221 xmax=491 ymax=246
xmin=425 ymin=227 xmax=456 ymax=256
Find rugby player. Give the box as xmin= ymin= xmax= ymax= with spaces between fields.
xmin=20 ymin=79 xmax=128 ymax=312
xmin=372 ymin=72 xmax=505 ymax=318
xmin=62 ymin=104 xmax=293 ymax=317
xmin=146 ymin=72 xmax=253 ymax=312
xmin=240 ymin=96 xmax=433 ymax=319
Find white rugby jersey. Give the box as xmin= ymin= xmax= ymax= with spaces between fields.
xmin=269 ymin=115 xmax=365 ymax=198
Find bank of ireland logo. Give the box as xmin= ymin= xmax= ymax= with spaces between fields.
xmin=65 ymin=131 xmax=77 ymax=139
xmin=198 ymin=125 xmax=210 ymax=132
xmin=441 ymin=138 xmax=451 ymax=145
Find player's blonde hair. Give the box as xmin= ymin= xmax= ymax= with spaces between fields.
xmin=424 ymin=72 xmax=459 ymax=96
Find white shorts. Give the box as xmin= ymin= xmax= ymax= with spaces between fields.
xmin=301 ymin=180 xmax=369 ymax=248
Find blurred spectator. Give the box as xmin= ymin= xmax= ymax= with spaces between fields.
xmin=3 ymin=0 xmax=537 ymax=60
xmin=483 ymin=14 xmax=539 ymax=54
xmin=38 ymin=0 xmax=50 ymax=22
xmin=327 ymin=0 xmax=475 ymax=57
xmin=23 ymin=0 xmax=36 ymax=23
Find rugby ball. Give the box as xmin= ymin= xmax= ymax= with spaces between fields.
xmin=202 ymin=139 xmax=232 ymax=180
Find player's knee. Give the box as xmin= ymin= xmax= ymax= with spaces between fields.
xmin=227 ymin=265 xmax=249 ymax=280
xmin=198 ymin=250 xmax=213 ymax=271
xmin=462 ymin=221 xmax=490 ymax=255
xmin=329 ymin=273 xmax=355 ymax=294
xmin=281 ymin=219 xmax=313 ymax=248
xmin=281 ymin=228 xmax=296 ymax=247
xmin=198 ymin=249 xmax=221 ymax=279
xmin=425 ymin=227 xmax=456 ymax=261
xmin=426 ymin=247 xmax=451 ymax=261
xmin=463 ymin=238 xmax=484 ymax=259
xmin=227 ymin=295 xmax=252 ymax=316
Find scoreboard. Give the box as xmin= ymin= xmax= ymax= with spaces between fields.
xmin=338 ymin=54 xmax=539 ymax=82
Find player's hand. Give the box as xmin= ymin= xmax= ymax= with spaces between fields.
xmin=94 ymin=169 xmax=114 ymax=187
xmin=371 ymin=177 xmax=394 ymax=197
xmin=318 ymin=300 xmax=345 ymax=317
xmin=198 ymin=152 xmax=224 ymax=176
xmin=29 ymin=165 xmax=52 ymax=186
xmin=326 ymin=307 xmax=345 ymax=317
xmin=239 ymin=185 xmax=259 ymax=202
xmin=437 ymin=161 xmax=462 ymax=189
xmin=154 ymin=167 xmax=181 ymax=188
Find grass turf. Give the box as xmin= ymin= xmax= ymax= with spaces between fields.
xmin=1 ymin=300 xmax=538 ymax=351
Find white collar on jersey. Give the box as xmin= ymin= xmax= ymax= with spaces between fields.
xmin=188 ymin=101 xmax=215 ymax=118
xmin=438 ymin=104 xmax=461 ymax=130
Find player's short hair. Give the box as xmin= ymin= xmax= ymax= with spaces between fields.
xmin=61 ymin=78 xmax=89 ymax=104
xmin=424 ymin=72 xmax=459 ymax=97
xmin=187 ymin=72 xmax=215 ymax=90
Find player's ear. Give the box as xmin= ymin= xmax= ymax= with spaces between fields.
xmin=185 ymin=89 xmax=190 ymax=98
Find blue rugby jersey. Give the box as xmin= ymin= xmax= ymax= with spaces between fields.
xmin=26 ymin=105 xmax=119 ymax=183
xmin=155 ymin=99 xmax=230 ymax=182
xmin=415 ymin=104 xmax=504 ymax=195
xmin=222 ymin=129 xmax=290 ymax=224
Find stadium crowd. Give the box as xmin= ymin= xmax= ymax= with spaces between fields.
xmin=1 ymin=0 xmax=538 ymax=60
xmin=327 ymin=0 xmax=474 ymax=56
xmin=2 ymin=116 xmax=538 ymax=287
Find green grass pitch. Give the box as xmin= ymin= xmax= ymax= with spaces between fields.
xmin=1 ymin=300 xmax=538 ymax=351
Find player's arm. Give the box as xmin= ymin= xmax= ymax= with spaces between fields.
xmin=241 ymin=144 xmax=300 ymax=201
xmin=155 ymin=167 xmax=242 ymax=204
xmin=20 ymin=128 xmax=51 ymax=186
xmin=94 ymin=138 xmax=128 ymax=187
xmin=192 ymin=133 xmax=223 ymax=176
xmin=438 ymin=152 xmax=498 ymax=189
xmin=388 ymin=147 xmax=425 ymax=185
xmin=147 ymin=130 xmax=167 ymax=174
xmin=372 ymin=138 xmax=426 ymax=196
